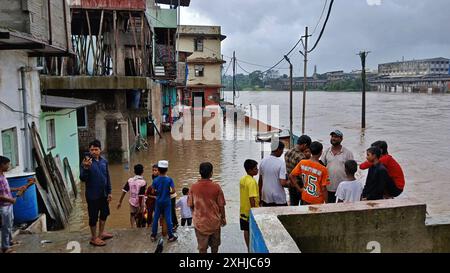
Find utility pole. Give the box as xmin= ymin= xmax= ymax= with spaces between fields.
xmin=284 ymin=55 xmax=293 ymax=148
xmin=359 ymin=51 xmax=370 ymax=129
xmin=233 ymin=51 xmax=236 ymax=106
xmin=301 ymin=26 xmax=311 ymax=135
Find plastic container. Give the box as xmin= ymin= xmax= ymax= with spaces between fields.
xmin=8 ymin=174 xmax=38 ymax=224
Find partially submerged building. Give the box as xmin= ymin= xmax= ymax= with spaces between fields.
xmin=177 ymin=25 xmax=226 ymax=107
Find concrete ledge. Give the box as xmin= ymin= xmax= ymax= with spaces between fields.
xmin=250 ymin=198 xmax=450 ymax=253
xmin=41 ymin=76 xmax=152 ymax=90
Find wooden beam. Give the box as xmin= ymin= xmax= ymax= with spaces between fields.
xmin=0 ymin=43 xmax=45 ymax=50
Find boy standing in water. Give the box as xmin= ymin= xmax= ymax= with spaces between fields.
xmin=151 ymin=160 xmax=177 ymax=242
xmin=239 ymin=159 xmax=259 ymax=251
xmin=117 ymin=164 xmax=147 ymax=228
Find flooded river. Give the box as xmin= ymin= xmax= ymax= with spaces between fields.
xmin=70 ymin=90 xmax=450 ymax=232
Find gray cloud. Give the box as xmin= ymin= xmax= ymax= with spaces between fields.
xmin=181 ymin=0 xmax=450 ymax=75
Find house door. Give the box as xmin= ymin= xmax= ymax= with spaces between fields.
xmin=192 ymin=92 xmax=205 ymax=108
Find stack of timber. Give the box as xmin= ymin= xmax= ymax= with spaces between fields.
xmin=30 ymin=122 xmax=78 ymax=230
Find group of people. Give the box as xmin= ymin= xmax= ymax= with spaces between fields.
xmin=252 ymin=129 xmax=405 ymax=211
xmin=0 ymin=131 xmax=406 ymax=254
xmin=80 ymin=140 xmax=226 ymax=253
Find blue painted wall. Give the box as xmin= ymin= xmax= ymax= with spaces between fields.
xmin=249 ymin=210 xmax=269 ymax=253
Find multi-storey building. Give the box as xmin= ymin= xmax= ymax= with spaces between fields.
xmin=177 ymin=25 xmax=226 ymax=107
xmin=378 ymin=58 xmax=450 ymax=77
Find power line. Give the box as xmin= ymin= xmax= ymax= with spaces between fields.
xmin=236 ymin=60 xmax=252 ymax=74
xmin=222 ymin=57 xmax=233 ymax=76
xmin=261 ymin=36 xmax=304 ymax=74
xmin=308 ymin=0 xmax=334 ymax=53
xmin=311 ymin=0 xmax=328 ymax=36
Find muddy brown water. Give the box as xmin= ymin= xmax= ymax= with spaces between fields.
xmin=69 ymin=90 xmax=450 ymax=232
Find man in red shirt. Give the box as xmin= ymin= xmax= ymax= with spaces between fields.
xmin=360 ymin=141 xmax=405 ymax=197
xmin=188 ymin=162 xmax=226 ymax=253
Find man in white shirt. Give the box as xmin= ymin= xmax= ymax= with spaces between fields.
xmin=259 ymin=141 xmax=289 ymax=207
xmin=336 ymin=160 xmax=363 ymax=203
xmin=321 ymin=130 xmax=354 ymax=203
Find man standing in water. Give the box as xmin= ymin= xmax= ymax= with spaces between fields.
xmin=321 ymin=130 xmax=354 ymax=203
xmin=80 ymin=140 xmax=113 ymax=247
xmin=285 ymin=135 xmax=312 ymax=206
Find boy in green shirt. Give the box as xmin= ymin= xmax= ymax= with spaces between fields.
xmin=239 ymin=159 xmax=259 ymax=251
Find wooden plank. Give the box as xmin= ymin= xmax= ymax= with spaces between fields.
xmin=129 ymin=12 xmax=140 ymax=75
xmin=46 ymin=153 xmax=72 ymax=216
xmin=55 ymin=156 xmax=74 ymax=204
xmin=113 ymin=10 xmax=118 ymax=75
xmin=30 ymin=123 xmax=67 ymax=228
xmin=63 ymin=157 xmax=78 ymax=199
xmin=86 ymin=10 xmax=97 ymax=74
xmin=93 ymin=10 xmax=104 ymax=75
xmin=32 ymin=149 xmax=57 ymax=222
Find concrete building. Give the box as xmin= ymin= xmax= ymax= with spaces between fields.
xmin=147 ymin=0 xmax=191 ymax=127
xmin=39 ymin=95 xmax=96 ymax=181
xmin=40 ymin=0 xmax=163 ymax=163
xmin=0 ymin=0 xmax=72 ymax=176
xmin=177 ymin=25 xmax=226 ymax=107
xmin=379 ymin=57 xmax=450 ymax=77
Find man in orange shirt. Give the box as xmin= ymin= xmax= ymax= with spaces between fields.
xmin=289 ymin=141 xmax=330 ymax=205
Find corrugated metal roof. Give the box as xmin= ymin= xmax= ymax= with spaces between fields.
xmin=41 ymin=95 xmax=96 ymax=109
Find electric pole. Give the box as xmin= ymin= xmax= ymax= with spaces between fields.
xmin=359 ymin=51 xmax=370 ymax=129
xmin=232 ymin=51 xmax=236 ymax=106
xmin=284 ymin=55 xmax=293 ymax=148
xmin=301 ymin=26 xmax=311 ymax=135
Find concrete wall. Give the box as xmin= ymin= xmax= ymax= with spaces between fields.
xmin=146 ymin=6 xmax=177 ymax=28
xmin=187 ymin=63 xmax=222 ymax=86
xmin=39 ymin=108 xmax=80 ymax=184
xmin=250 ymin=199 xmax=450 ymax=253
xmin=177 ymin=36 xmax=222 ymax=60
xmin=0 ymin=0 xmax=71 ymax=50
xmin=0 ymin=51 xmax=41 ymax=176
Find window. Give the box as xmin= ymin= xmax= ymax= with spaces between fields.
xmin=194 ymin=38 xmax=204 ymax=52
xmin=46 ymin=119 xmax=56 ymax=150
xmin=77 ymin=107 xmax=88 ymax=128
xmin=195 ymin=65 xmax=205 ymax=77
xmin=1 ymin=128 xmax=19 ymax=168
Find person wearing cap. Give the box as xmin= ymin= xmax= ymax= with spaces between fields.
xmin=321 ymin=130 xmax=354 ymax=203
xmin=284 ymin=135 xmax=312 ymax=206
xmin=150 ymin=160 xmax=177 ymax=242
xmin=259 ymin=141 xmax=289 ymax=207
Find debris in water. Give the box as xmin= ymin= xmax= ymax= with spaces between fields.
xmin=40 ymin=240 xmax=52 ymax=244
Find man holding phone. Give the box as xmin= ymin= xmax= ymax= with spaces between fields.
xmin=80 ymin=140 xmax=113 ymax=247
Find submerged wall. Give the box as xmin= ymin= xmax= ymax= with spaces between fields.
xmin=250 ymin=199 xmax=450 ymax=253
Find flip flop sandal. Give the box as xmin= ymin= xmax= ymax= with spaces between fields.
xmin=100 ymin=233 xmax=113 ymax=240
xmin=89 ymin=238 xmax=106 ymax=247
xmin=2 ymin=248 xmax=16 ymax=253
xmin=10 ymin=241 xmax=21 ymax=247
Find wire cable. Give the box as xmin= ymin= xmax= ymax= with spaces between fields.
xmin=311 ymin=0 xmax=328 ymax=36
xmin=308 ymin=0 xmax=334 ymax=53
xmin=236 ymin=60 xmax=252 ymax=74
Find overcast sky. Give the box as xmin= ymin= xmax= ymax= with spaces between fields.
xmin=180 ymin=0 xmax=450 ymax=76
